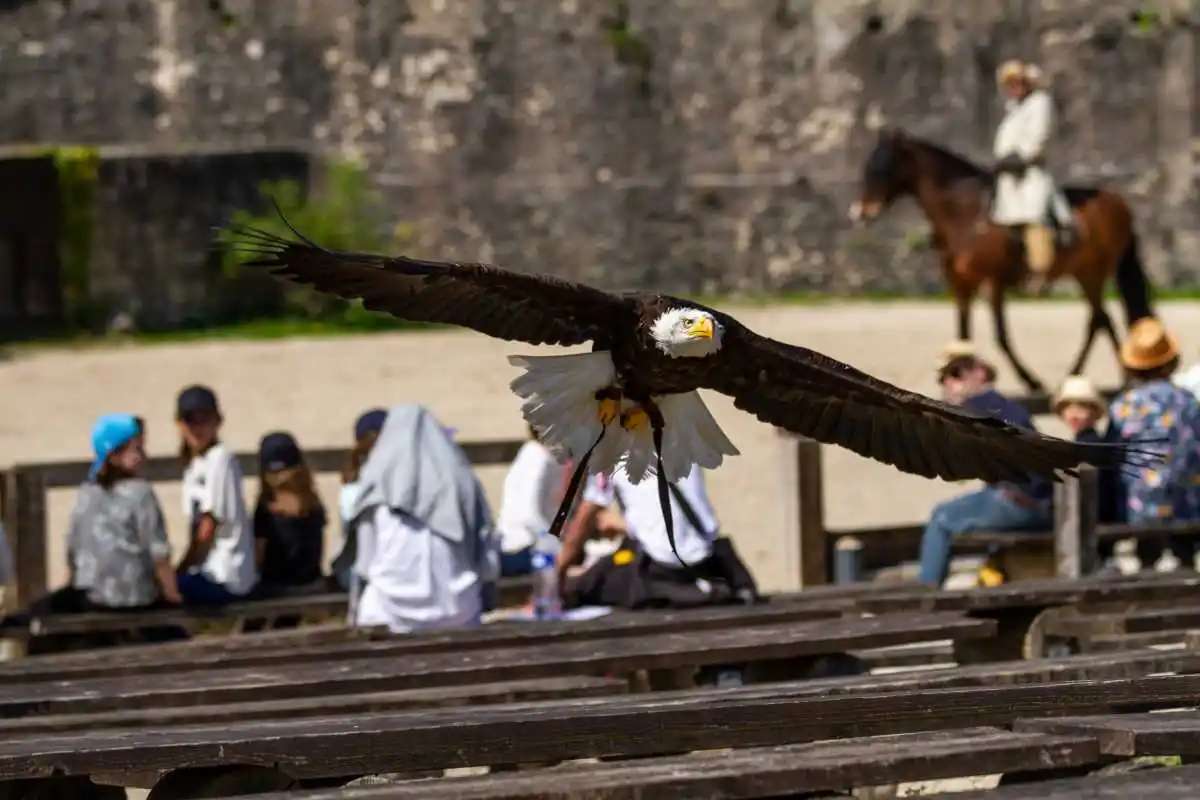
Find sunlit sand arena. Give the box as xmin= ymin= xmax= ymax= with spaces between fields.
xmin=5 ymin=298 xmax=1194 ymax=594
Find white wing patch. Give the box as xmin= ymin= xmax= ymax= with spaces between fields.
xmin=508 ymin=353 xmax=740 ymax=484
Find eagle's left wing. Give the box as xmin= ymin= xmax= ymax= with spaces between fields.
xmin=221 ymin=219 xmax=636 ymax=347
xmin=703 ymin=316 xmax=1147 ymax=483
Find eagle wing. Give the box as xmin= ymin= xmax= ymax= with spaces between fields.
xmin=222 ymin=222 xmax=635 ymax=347
xmin=704 ymin=316 xmax=1139 ymax=482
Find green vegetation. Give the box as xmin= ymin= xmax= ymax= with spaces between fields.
xmin=601 ymin=0 xmax=654 ymax=98
xmin=216 ymin=159 xmax=423 ymax=331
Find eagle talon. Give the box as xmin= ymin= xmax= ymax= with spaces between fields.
xmin=597 ymin=397 xmax=620 ymax=426
xmin=620 ymin=406 xmax=651 ymax=432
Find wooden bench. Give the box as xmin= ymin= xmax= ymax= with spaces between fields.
xmin=856 ymin=574 xmax=1200 ymax=663
xmin=2 ymin=647 xmax=1191 ymax=738
xmin=227 ymin=727 xmax=1104 ymax=800
xmin=3 ymin=673 xmax=1199 ymax=796
xmin=928 ymin=763 xmax=1200 ymax=798
xmin=0 ymin=596 xmax=846 ymax=683
xmin=0 ymin=612 xmax=993 ymax=718
xmin=956 ymin=530 xmax=1057 ymax=585
xmin=1018 ymin=711 xmax=1200 ymax=758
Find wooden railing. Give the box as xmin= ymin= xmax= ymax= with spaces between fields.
xmin=0 ymin=439 xmax=526 ymax=607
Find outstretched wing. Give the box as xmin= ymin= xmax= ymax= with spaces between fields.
xmin=705 ymin=317 xmax=1145 ymax=482
xmin=222 ymin=218 xmax=635 ymax=347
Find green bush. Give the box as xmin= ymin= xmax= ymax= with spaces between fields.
xmin=218 ymin=159 xmax=415 ymax=327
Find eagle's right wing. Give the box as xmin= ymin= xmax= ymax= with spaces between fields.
xmin=222 ymin=218 xmax=635 ymax=347
xmin=704 ymin=314 xmax=1155 ymax=483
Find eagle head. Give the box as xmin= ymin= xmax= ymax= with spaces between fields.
xmin=650 ymin=307 xmax=724 ymax=358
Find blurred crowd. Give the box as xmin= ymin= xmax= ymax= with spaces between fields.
xmin=1 ymin=381 xmax=758 ymax=640
xmin=922 ymin=315 xmax=1200 ymax=586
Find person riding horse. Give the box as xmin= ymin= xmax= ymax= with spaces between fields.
xmin=991 ymin=60 xmax=1078 ymax=296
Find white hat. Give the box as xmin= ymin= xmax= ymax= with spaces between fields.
xmin=1053 ymin=375 xmax=1105 ymax=415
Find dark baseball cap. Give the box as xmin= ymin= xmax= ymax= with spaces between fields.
xmin=259 ymin=431 xmax=303 ymax=471
xmin=354 ymin=408 xmax=387 ymax=441
xmin=176 ymin=385 xmax=220 ymax=419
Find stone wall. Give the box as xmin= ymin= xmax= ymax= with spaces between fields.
xmin=0 ymin=0 xmax=1195 ymax=303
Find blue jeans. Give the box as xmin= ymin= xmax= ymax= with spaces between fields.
xmin=500 ymin=547 xmax=534 ymax=577
xmin=177 ymin=572 xmax=243 ymax=606
xmin=918 ymin=487 xmax=1051 ymax=586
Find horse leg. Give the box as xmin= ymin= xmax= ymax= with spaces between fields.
xmin=948 ymin=259 xmax=972 ymax=341
xmin=988 ymin=283 xmax=1046 ymax=394
xmin=1067 ymin=279 xmax=1116 ymax=376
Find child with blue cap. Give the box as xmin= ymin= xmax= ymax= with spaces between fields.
xmin=66 ymin=413 xmax=184 ymax=611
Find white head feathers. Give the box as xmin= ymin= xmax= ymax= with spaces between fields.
xmin=649 ymin=307 xmax=724 ymax=358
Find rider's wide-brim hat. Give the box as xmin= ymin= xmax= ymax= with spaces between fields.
xmin=1120 ymin=317 xmax=1181 ymax=371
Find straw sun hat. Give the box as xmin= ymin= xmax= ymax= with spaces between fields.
xmin=1119 ymin=317 xmax=1180 ymax=372
xmin=1052 ymin=375 xmax=1105 ymax=416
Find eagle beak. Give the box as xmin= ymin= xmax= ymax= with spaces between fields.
xmin=688 ymin=317 xmax=714 ymax=339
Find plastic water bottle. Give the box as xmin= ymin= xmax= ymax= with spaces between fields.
xmin=531 ymin=532 xmax=563 ymax=620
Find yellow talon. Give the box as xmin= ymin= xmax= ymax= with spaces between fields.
xmin=620 ymin=406 xmax=651 ymax=431
xmin=597 ymin=397 xmax=620 ymax=425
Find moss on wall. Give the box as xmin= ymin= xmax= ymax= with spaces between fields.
xmin=49 ymin=146 xmax=100 ymax=327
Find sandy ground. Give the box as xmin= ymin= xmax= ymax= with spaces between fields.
xmin=4 ymin=299 xmax=1198 ymax=594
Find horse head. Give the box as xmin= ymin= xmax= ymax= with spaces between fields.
xmin=849 ymin=127 xmax=918 ymax=226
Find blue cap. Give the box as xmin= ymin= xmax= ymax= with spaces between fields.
xmin=89 ymin=414 xmax=143 ymax=480
xmin=354 ymin=408 xmax=387 ymax=441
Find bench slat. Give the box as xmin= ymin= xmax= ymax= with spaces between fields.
xmin=1048 ymin=605 xmax=1200 ymax=638
xmin=0 ymin=600 xmax=844 ymax=684
xmin=859 ymin=575 xmax=1200 ymax=614
xmin=928 ymin=763 xmax=1200 ymax=799
xmin=0 ymin=613 xmax=992 ymax=716
xmin=1017 ymin=711 xmax=1200 ymax=757
xmin=223 ymin=728 xmax=1101 ymax=800
xmin=0 ymin=676 xmax=627 ymax=736
xmin=3 ymin=647 xmax=1191 ymax=736
xmin=0 ymin=674 xmax=1197 ymax=782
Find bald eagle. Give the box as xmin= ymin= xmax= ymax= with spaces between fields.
xmin=223 ymin=219 xmax=1146 ymax=566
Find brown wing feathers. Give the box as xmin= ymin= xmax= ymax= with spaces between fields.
xmin=223 ymin=222 xmax=626 ymax=348
xmin=711 ymin=322 xmax=1151 ymax=484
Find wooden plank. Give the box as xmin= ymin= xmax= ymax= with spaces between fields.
xmin=1086 ymin=631 xmax=1189 ymax=652
xmin=31 ymin=440 xmax=525 ymax=489
xmin=3 ymin=468 xmax=46 ymax=607
xmin=1017 ymin=711 xmax=1200 ymax=757
xmin=0 ymin=676 xmax=628 ymax=736
xmin=0 ymin=613 xmax=994 ymax=716
xmin=792 ymin=436 xmax=827 ymax=587
xmin=232 ymin=728 xmax=1102 ymax=800
xmin=0 ymin=674 xmax=1194 ymax=781
xmin=926 ymin=764 xmax=1200 ymax=799
xmin=1054 ymin=467 xmax=1099 ymax=579
xmin=16 ymin=643 xmax=1191 ymax=736
xmin=857 ymin=574 xmax=1200 ymax=614
xmin=1047 ymin=605 xmax=1200 ymax=638
xmin=0 ymin=599 xmax=844 ymax=683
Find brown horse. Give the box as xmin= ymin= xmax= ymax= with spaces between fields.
xmin=850 ymin=128 xmax=1153 ymax=394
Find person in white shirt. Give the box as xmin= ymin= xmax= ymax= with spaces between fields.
xmin=557 ymin=462 xmax=759 ymax=610
xmin=496 ymin=425 xmax=564 ymax=576
xmin=344 ymin=404 xmax=499 ymax=633
xmin=175 ymin=385 xmax=258 ymax=604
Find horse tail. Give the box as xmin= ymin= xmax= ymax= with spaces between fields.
xmin=1114 ymin=232 xmax=1154 ymax=328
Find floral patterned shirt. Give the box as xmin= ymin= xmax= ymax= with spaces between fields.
xmin=1106 ymin=379 xmax=1200 ymax=523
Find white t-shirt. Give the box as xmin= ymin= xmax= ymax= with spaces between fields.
xmin=496 ymin=440 xmax=562 ymax=554
xmin=352 ymin=505 xmax=483 ymax=633
xmin=181 ymin=443 xmax=258 ymax=596
xmin=581 ymin=464 xmax=718 ymax=569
